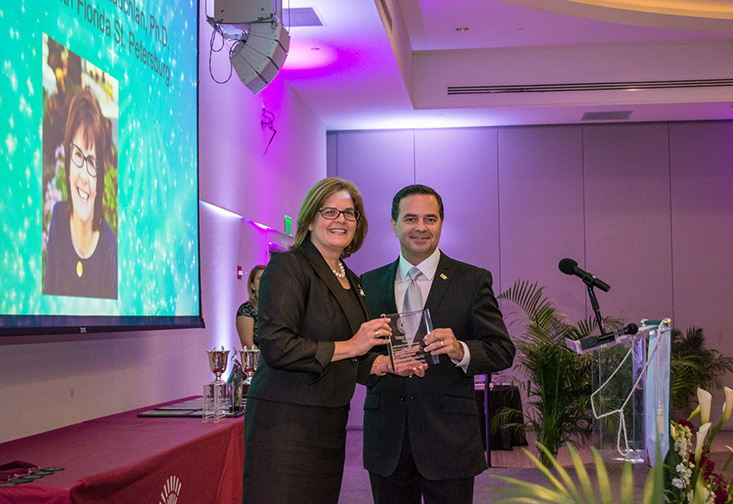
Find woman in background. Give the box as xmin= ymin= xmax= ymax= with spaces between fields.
xmin=236 ymin=264 xmax=265 ymax=349
xmin=44 ymin=86 xmax=117 ymax=299
xmin=242 ymin=178 xmax=400 ymax=504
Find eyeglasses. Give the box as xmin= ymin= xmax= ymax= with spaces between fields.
xmin=69 ymin=142 xmax=98 ymax=177
xmin=318 ymin=207 xmax=360 ymax=222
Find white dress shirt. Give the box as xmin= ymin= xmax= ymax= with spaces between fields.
xmin=395 ymin=249 xmax=471 ymax=370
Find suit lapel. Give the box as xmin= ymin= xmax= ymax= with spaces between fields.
xmin=348 ymin=268 xmax=370 ymax=323
xmin=379 ymin=260 xmax=400 ymax=315
xmin=300 ymin=240 xmax=365 ymax=335
xmin=424 ymin=252 xmax=454 ymax=312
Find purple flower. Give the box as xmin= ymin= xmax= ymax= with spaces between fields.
xmin=44 ymin=181 xmax=62 ymax=216
xmin=713 ymin=486 xmax=727 ymax=504
xmin=678 ymin=419 xmax=695 ymax=431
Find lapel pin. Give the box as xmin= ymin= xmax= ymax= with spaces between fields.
xmin=358 ymin=285 xmax=366 ymax=296
xmin=440 ymin=273 xmax=447 ymax=280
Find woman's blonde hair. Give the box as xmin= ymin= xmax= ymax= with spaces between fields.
xmin=292 ymin=177 xmax=368 ymax=258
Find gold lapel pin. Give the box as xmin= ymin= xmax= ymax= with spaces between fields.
xmin=440 ymin=273 xmax=447 ymax=280
xmin=358 ymin=285 xmax=366 ymax=296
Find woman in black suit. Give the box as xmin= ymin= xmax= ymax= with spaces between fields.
xmin=242 ymin=177 xmax=395 ymax=504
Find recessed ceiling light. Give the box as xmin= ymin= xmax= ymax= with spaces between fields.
xmin=456 ymin=27 xmax=469 ymax=32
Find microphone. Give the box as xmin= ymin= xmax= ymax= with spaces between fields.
xmin=558 ymin=258 xmax=611 ymax=292
xmin=579 ymin=323 xmax=639 ymax=350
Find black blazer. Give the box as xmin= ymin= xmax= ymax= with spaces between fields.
xmin=246 ymin=239 xmax=370 ymax=408
xmin=359 ymin=252 xmax=515 ymax=480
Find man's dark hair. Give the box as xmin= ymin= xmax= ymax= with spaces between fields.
xmin=391 ymin=184 xmax=444 ymax=221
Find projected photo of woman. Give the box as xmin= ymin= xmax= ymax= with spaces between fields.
xmin=43 ymin=86 xmax=118 ymax=299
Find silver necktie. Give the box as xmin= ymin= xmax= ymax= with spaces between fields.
xmin=402 ymin=267 xmax=423 ymax=344
xmin=403 ymin=267 xmax=423 ymax=313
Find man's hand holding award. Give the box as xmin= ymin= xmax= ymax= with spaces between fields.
xmin=381 ymin=309 xmax=438 ymax=375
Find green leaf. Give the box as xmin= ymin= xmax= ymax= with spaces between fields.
xmin=490 ymin=476 xmax=571 ymax=502
xmin=492 ymin=497 xmax=571 ymax=504
xmin=647 ymin=441 xmax=665 ymax=504
xmin=592 ymin=448 xmax=612 ymax=504
xmin=497 ymin=279 xmax=556 ymax=328
xmin=519 ymin=447 xmax=569 ymax=495
xmin=568 ymin=444 xmax=595 ymax=504
xmin=619 ymin=462 xmax=634 ymax=504
xmin=536 ymin=444 xmax=583 ymax=503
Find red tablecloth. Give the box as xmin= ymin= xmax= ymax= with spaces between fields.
xmin=0 ymin=398 xmax=244 ymax=504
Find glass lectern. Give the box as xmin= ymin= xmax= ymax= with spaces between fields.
xmin=567 ymin=318 xmax=671 ymax=466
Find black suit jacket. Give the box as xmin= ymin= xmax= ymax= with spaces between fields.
xmin=246 ymin=239 xmax=370 ymax=408
xmin=359 ymin=252 xmax=515 ymax=480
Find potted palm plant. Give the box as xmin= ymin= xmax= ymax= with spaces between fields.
xmin=670 ymin=326 xmax=733 ymax=412
xmin=496 ymin=280 xmax=622 ymax=465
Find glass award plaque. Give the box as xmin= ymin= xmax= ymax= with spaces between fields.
xmin=227 ymin=354 xmax=244 ymax=413
xmin=381 ymin=309 xmax=438 ymax=374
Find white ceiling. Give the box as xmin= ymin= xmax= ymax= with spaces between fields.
xmin=278 ymin=0 xmax=733 ymax=130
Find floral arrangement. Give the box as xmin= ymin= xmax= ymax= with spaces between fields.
xmin=665 ymin=387 xmax=733 ymax=504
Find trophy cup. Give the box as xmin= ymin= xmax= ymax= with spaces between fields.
xmin=203 ymin=347 xmax=230 ymax=423
xmin=238 ymin=348 xmax=260 ymax=385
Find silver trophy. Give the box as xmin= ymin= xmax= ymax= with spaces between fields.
xmin=238 ymin=348 xmax=260 ymax=384
xmin=203 ymin=347 xmax=230 ymax=423
xmin=208 ymin=347 xmax=230 ymax=382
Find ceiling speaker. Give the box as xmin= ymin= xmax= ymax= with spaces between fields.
xmin=214 ymin=0 xmax=273 ymax=23
xmin=230 ymin=21 xmax=290 ymax=94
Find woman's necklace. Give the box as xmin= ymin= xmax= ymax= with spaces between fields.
xmin=331 ymin=260 xmax=346 ymax=279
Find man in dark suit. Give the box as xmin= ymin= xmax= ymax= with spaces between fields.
xmin=360 ymin=184 xmax=516 ymax=504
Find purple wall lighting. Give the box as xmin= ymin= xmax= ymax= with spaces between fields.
xmin=329 ymin=121 xmax=733 ymax=360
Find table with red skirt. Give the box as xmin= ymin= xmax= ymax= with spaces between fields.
xmin=0 ymin=397 xmax=243 ymax=504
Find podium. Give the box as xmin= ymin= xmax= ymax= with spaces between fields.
xmin=567 ymin=318 xmax=671 ymax=466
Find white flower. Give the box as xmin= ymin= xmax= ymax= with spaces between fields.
xmin=672 ymin=422 xmax=693 ymax=459
xmin=721 ymin=386 xmax=733 ymax=425
xmin=672 ymin=477 xmax=685 ymax=489
xmin=697 ymin=388 xmax=712 ymax=425
xmin=695 ymin=423 xmax=711 ymax=463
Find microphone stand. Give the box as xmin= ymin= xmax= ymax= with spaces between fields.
xmin=586 ymin=284 xmax=605 ymax=335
